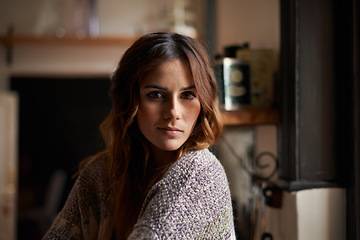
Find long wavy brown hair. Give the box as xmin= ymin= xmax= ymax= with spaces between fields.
xmin=83 ymin=32 xmax=223 ymax=239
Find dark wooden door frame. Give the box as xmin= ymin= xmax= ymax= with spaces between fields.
xmin=348 ymin=0 xmax=360 ymax=238
xmin=278 ymin=0 xmax=339 ymax=190
xmin=278 ymin=0 xmax=360 ymax=239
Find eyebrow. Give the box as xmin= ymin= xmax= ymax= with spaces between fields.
xmin=143 ymin=85 xmax=196 ymax=91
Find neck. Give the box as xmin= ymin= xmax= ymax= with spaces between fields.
xmin=149 ymin=146 xmax=177 ymax=170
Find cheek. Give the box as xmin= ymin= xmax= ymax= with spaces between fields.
xmin=187 ymin=102 xmax=201 ymax=125
xmin=137 ymin=102 xmax=159 ymax=124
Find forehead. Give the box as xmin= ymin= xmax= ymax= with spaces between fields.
xmin=140 ymin=59 xmax=194 ymax=87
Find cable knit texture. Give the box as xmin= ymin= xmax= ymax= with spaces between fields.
xmin=43 ymin=149 xmax=236 ymax=239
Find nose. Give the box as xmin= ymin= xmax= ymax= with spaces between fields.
xmin=163 ymin=96 xmax=181 ymax=120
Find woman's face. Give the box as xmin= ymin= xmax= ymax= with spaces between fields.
xmin=137 ymin=59 xmax=201 ymax=156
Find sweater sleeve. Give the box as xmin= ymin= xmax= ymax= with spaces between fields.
xmin=42 ymin=175 xmax=84 ymax=240
xmin=42 ymin=160 xmax=113 ymax=240
xmin=128 ymin=149 xmax=236 ymax=240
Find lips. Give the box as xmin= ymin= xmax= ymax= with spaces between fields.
xmin=157 ymin=126 xmax=183 ymax=136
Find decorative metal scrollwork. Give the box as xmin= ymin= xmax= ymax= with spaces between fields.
xmin=222 ymin=137 xmax=279 ymax=181
xmin=254 ymin=151 xmax=278 ymax=181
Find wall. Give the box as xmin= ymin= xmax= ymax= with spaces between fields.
xmin=0 ymin=0 xmax=165 ymax=36
xmin=297 ymin=188 xmax=346 ymax=240
xmin=0 ymin=0 xmax=200 ymax=89
xmin=0 ymin=0 xmax=200 ymax=37
xmin=216 ymin=0 xmax=280 ymax=68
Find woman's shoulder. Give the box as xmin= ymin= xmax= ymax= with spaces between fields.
xmin=76 ymin=154 xmax=110 ymax=200
xmin=167 ymin=148 xmax=227 ymax=182
xmin=144 ymin=147 xmax=232 ymax=215
xmin=43 ymin=154 xmax=112 ymax=239
xmin=79 ymin=155 xmax=107 ymax=177
xmin=133 ymin=149 xmax=234 ymax=239
xmin=144 ymin=149 xmax=230 ymax=205
xmin=182 ymin=148 xmax=228 ymax=188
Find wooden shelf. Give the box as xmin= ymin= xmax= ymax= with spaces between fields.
xmin=1 ymin=35 xmax=279 ymax=127
xmin=0 ymin=35 xmax=137 ymax=46
xmin=221 ymin=106 xmax=279 ymax=126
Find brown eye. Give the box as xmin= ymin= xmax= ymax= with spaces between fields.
xmin=146 ymin=91 xmax=164 ymax=99
xmin=181 ymin=91 xmax=197 ymax=100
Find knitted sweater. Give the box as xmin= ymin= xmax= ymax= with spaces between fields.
xmin=43 ymin=149 xmax=236 ymax=239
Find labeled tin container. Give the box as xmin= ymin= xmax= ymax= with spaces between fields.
xmin=222 ymin=57 xmax=251 ymax=110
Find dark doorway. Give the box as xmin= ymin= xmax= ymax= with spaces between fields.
xmin=11 ymin=76 xmax=112 ymax=239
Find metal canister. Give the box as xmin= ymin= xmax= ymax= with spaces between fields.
xmin=222 ymin=57 xmax=251 ymax=110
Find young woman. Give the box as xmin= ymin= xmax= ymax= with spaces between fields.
xmin=43 ymin=32 xmax=236 ymax=239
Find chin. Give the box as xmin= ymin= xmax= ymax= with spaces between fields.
xmin=159 ymin=146 xmax=181 ymax=152
xmin=156 ymin=142 xmax=184 ymax=152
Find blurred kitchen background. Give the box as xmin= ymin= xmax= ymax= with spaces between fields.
xmin=0 ymin=0 xmax=359 ymax=240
